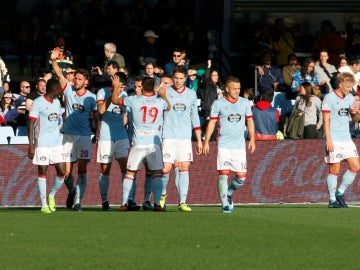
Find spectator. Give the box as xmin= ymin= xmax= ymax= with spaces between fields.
xmin=255 ymin=51 xmax=284 ymax=93
xmin=338 ymin=58 xmax=360 ymax=94
xmin=197 ymin=67 xmax=224 ymax=141
xmin=0 ymin=92 xmax=18 ymax=128
xmin=252 ymin=89 xmax=279 ymax=140
xmin=48 ymin=36 xmax=74 ymax=74
xmin=38 ymin=71 xmax=53 ymax=82
xmin=312 ymin=20 xmax=346 ymax=66
xmin=349 ymin=93 xmax=360 ymax=138
xmin=186 ymin=61 xmax=209 ymax=93
xmin=337 ymin=56 xmax=348 ymax=70
xmin=26 ymin=78 xmax=47 ymax=113
xmin=271 ymin=18 xmax=295 ymax=66
xmin=164 ymin=48 xmax=188 ymax=75
xmin=64 ymin=68 xmax=76 ymax=85
xmin=13 ymin=81 xmax=31 ymax=130
xmin=346 ymin=29 xmax=360 ymax=61
xmin=103 ymin=42 xmax=125 ymax=73
xmin=291 ymin=57 xmax=319 ymax=92
xmin=0 ymin=57 xmax=10 ymax=95
xmin=247 ymin=22 xmax=272 ymax=64
xmin=282 ymin=53 xmax=301 ymax=90
xmin=314 ymin=50 xmax=337 ymax=93
xmin=138 ymin=30 xmax=159 ymax=72
xmin=295 ymin=82 xmax=323 ymax=139
xmin=144 ymin=62 xmax=161 ymax=87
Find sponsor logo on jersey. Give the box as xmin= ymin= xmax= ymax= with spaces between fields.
xmin=227 ymin=113 xmax=241 ymax=122
xmin=173 ymin=102 xmax=186 ymax=112
xmin=72 ymin=103 xmax=85 ymax=113
xmin=48 ymin=112 xmax=59 ymax=121
xmin=338 ymin=107 xmax=349 ymax=116
xmin=112 ymin=106 xmax=124 ymax=114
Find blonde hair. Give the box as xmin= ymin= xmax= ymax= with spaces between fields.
xmin=337 ymin=72 xmax=355 ymax=84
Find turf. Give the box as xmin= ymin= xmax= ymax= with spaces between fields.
xmin=1 ymin=205 xmax=360 ymax=270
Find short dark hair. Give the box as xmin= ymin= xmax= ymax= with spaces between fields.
xmin=107 ymin=61 xmax=120 ymax=69
xmin=114 ymin=72 xmax=128 ymax=85
xmin=260 ymin=88 xmax=274 ymax=103
xmin=142 ymin=77 xmax=155 ymax=92
xmin=173 ymin=66 xmax=186 ymax=76
xmin=46 ymin=79 xmax=61 ymax=94
xmin=135 ymin=75 xmax=144 ymax=82
xmin=75 ymin=68 xmax=90 ymax=80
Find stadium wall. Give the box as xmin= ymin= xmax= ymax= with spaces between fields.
xmin=1 ymin=140 xmax=360 ymax=207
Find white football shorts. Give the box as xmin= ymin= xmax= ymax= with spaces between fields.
xmin=324 ymin=140 xmax=359 ymax=163
xmin=97 ymin=139 xmax=130 ymax=163
xmin=162 ymin=139 xmax=193 ymax=163
xmin=217 ymin=148 xmax=247 ymax=172
xmin=33 ymin=145 xmax=65 ymax=165
xmin=127 ymin=144 xmax=163 ymax=171
xmin=62 ymin=134 xmax=92 ymax=162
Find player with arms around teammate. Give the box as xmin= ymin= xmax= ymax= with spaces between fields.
xmin=50 ymin=47 xmax=97 ymax=212
xmin=96 ymin=72 xmax=130 ymax=211
xmin=27 ymin=79 xmax=66 ymax=214
xmin=322 ymin=72 xmax=360 ymax=208
xmin=111 ymin=76 xmax=170 ymax=211
xmin=161 ymin=66 xmax=203 ymax=212
xmin=203 ymin=76 xmax=256 ymax=213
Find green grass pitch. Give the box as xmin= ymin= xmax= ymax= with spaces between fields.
xmin=1 ymin=204 xmax=360 ymax=270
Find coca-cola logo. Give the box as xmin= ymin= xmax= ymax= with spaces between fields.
xmin=252 ymin=140 xmax=334 ymax=203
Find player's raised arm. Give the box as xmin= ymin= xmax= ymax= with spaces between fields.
xmin=50 ymin=47 xmax=67 ymax=89
xmin=111 ymin=75 xmax=124 ymax=106
xmin=157 ymin=83 xmax=170 ymax=111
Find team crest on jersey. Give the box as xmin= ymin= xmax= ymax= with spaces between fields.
xmin=173 ymin=102 xmax=186 ymax=112
xmin=48 ymin=112 xmax=59 ymax=121
xmin=72 ymin=103 xmax=85 ymax=112
xmin=338 ymin=107 xmax=349 ymax=116
xmin=227 ymin=113 xmax=241 ymax=122
xmin=112 ymin=106 xmax=124 ymax=114
xmin=102 ymin=155 xmax=110 ymax=160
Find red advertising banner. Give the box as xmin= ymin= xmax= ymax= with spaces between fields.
xmin=1 ymin=140 xmax=360 ymax=207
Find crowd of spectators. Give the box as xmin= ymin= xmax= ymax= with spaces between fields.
xmin=1 ymin=0 xmax=360 ymax=141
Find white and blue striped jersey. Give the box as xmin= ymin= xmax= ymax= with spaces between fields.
xmin=97 ymin=87 xmax=128 ymax=141
xmin=29 ymin=96 xmax=62 ymax=147
xmin=124 ymin=94 xmax=168 ymax=145
xmin=163 ymin=86 xmax=200 ymax=140
xmin=322 ymin=91 xmax=355 ymax=142
xmin=210 ymin=96 xmax=252 ymax=149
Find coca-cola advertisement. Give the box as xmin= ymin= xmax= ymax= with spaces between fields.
xmin=1 ymin=140 xmax=360 ymax=206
